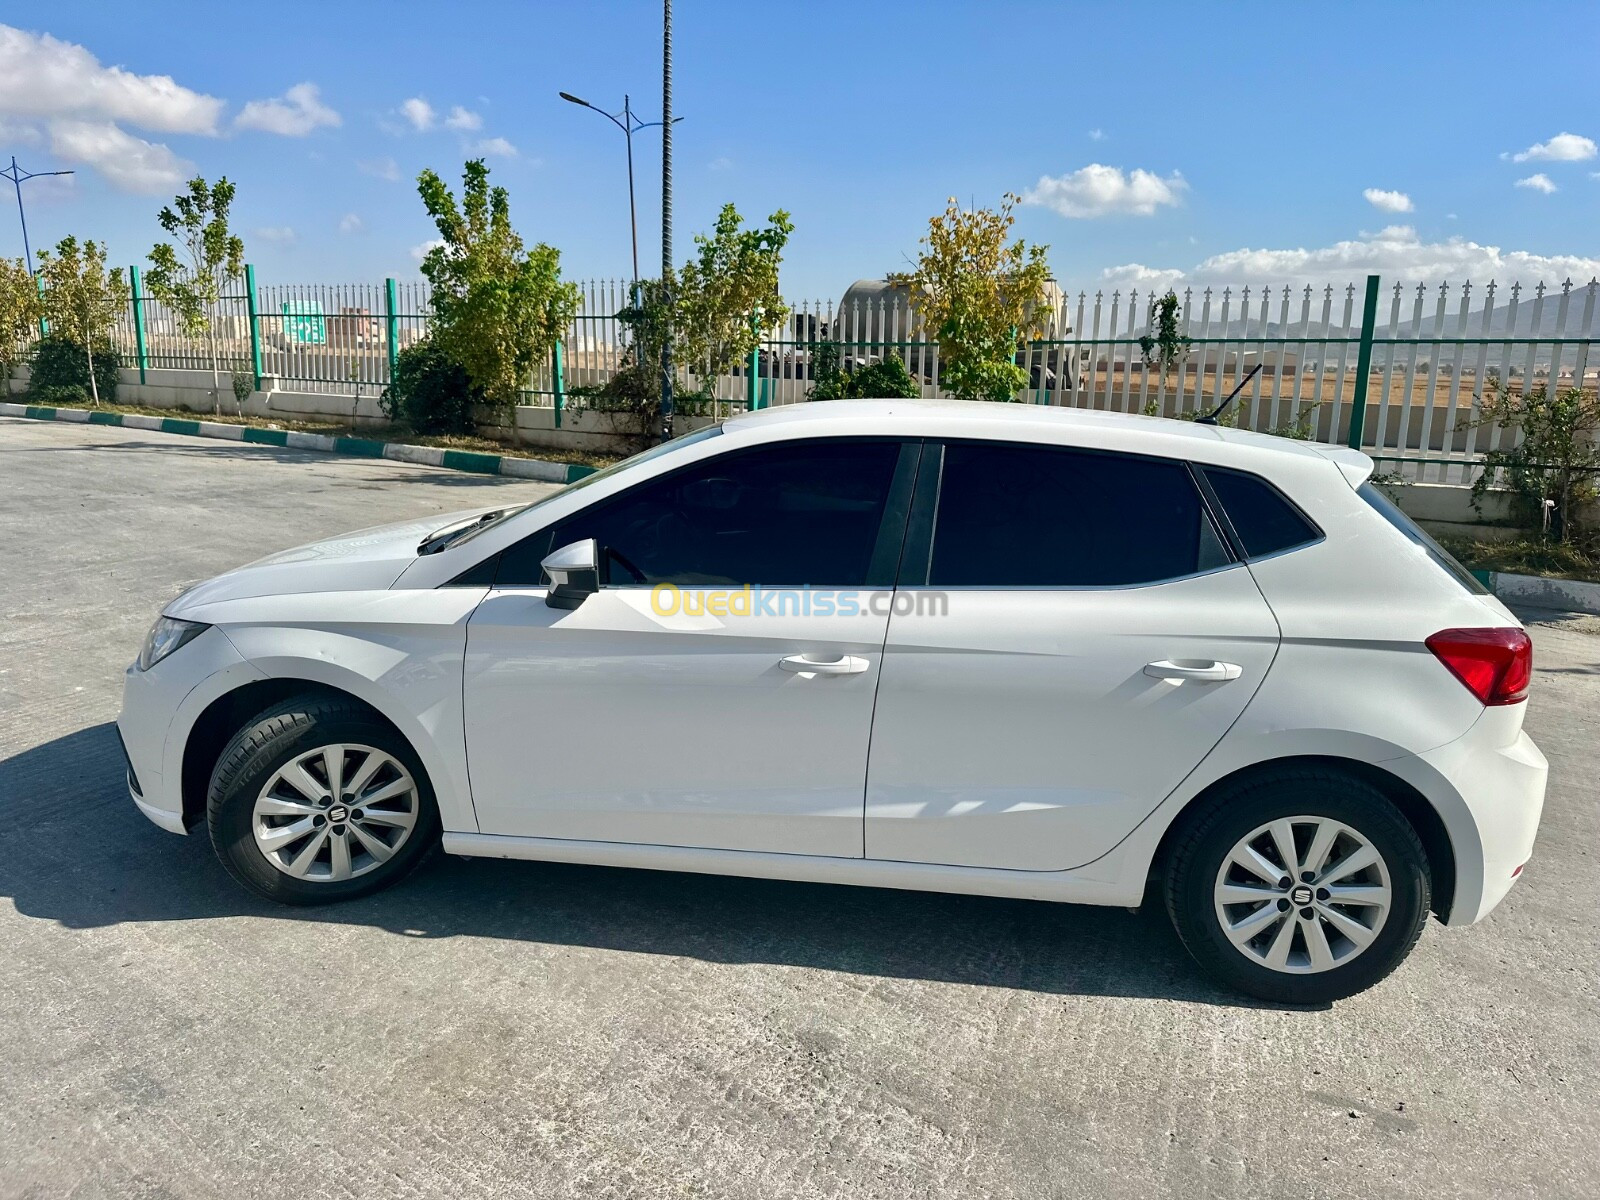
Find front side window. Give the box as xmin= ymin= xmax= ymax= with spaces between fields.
xmin=498 ymin=439 xmax=904 ymax=587
xmin=927 ymin=442 xmax=1229 ymax=587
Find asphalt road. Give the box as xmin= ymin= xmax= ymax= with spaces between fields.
xmin=1 ymin=417 xmax=1597 ymax=1200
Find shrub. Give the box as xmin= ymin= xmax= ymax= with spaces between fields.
xmin=28 ymin=335 xmax=119 ymax=406
xmin=1462 ymin=383 xmax=1600 ymax=544
xmin=379 ymin=340 xmax=480 ymax=435
xmin=808 ymin=342 xmax=919 ymax=400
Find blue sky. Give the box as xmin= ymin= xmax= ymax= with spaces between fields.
xmin=2 ymin=0 xmax=1597 ymax=301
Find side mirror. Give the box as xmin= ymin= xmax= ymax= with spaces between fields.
xmin=542 ymin=538 xmax=600 ymax=610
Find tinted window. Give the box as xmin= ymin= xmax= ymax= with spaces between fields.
xmin=1358 ymin=482 xmax=1489 ymax=595
xmin=927 ymin=442 xmax=1228 ymax=587
xmin=1203 ymin=468 xmax=1321 ymax=558
xmin=499 ymin=439 xmax=903 ymax=587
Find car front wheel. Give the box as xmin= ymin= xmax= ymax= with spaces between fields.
xmin=206 ymin=694 xmax=440 ymax=905
xmin=1165 ymin=767 xmax=1431 ymax=1004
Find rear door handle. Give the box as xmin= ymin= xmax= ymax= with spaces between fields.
xmin=780 ymin=654 xmax=870 ymax=675
xmin=1144 ymin=659 xmax=1242 ymax=682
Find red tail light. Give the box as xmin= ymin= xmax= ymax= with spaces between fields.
xmin=1426 ymin=627 xmax=1532 ymax=705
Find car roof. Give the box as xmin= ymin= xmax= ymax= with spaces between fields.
xmin=721 ymin=398 xmax=1372 ymax=483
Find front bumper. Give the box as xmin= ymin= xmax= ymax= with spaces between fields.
xmin=118 ymin=625 xmax=264 ymax=835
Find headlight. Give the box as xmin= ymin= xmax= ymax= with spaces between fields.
xmin=139 ymin=616 xmax=209 ymax=671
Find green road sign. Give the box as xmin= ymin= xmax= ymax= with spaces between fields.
xmin=281 ymin=299 xmax=327 ymax=345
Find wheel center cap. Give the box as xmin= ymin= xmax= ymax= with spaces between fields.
xmin=1289 ymin=884 xmax=1313 ymax=905
xmin=328 ymin=805 xmax=349 ymax=823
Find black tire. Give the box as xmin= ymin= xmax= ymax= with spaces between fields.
xmin=206 ymin=693 xmax=441 ymax=905
xmin=1164 ymin=767 xmax=1430 ymax=1005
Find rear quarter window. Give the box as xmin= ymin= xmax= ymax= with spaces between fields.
xmin=1201 ymin=467 xmax=1322 ymax=559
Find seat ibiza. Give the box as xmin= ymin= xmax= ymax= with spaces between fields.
xmin=120 ymin=399 xmax=1546 ymax=1003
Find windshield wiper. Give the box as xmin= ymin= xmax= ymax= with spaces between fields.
xmin=418 ymin=508 xmax=513 ymax=555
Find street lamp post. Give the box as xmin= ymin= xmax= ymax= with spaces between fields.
xmin=2 ymin=156 xmax=74 ymax=275
xmin=660 ymin=0 xmax=674 ymax=443
xmin=558 ymin=91 xmax=672 ymax=296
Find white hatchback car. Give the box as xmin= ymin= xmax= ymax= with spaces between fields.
xmin=120 ymin=400 xmax=1546 ymax=1003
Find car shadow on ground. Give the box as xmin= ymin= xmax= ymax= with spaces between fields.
xmin=0 ymin=723 xmax=1294 ymax=1010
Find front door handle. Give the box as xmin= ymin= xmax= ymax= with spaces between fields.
xmin=780 ymin=654 xmax=870 ymax=675
xmin=1144 ymin=659 xmax=1242 ymax=682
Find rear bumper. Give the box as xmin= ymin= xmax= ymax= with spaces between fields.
xmin=1388 ymin=707 xmax=1547 ymax=926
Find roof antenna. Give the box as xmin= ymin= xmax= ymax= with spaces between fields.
xmin=1195 ymin=363 xmax=1263 ymax=425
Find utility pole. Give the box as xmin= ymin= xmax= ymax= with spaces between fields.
xmin=659 ymin=0 xmax=674 ymax=443
xmin=2 ymin=157 xmax=74 ymax=275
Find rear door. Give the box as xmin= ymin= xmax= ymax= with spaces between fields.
xmin=864 ymin=440 xmax=1282 ymax=871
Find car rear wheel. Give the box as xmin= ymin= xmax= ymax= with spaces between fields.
xmin=1165 ymin=767 xmax=1430 ymax=1004
xmin=206 ymin=694 xmax=440 ymax=905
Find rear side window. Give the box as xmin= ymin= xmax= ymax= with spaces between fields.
xmin=1202 ymin=467 xmax=1321 ymax=559
xmin=927 ymin=442 xmax=1230 ymax=587
xmin=1358 ymin=482 xmax=1490 ymax=595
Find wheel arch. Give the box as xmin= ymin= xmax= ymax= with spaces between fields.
xmin=179 ymin=679 xmax=406 ymax=832
xmin=1146 ymin=754 xmax=1457 ymax=922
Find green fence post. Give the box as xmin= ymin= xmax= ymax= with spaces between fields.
xmin=747 ymin=310 xmax=761 ymax=410
xmin=552 ymin=339 xmax=565 ymax=429
xmin=35 ymin=274 xmax=47 ymax=339
xmin=244 ymin=263 xmax=263 ymax=392
xmin=1347 ymin=274 xmax=1381 ymax=449
xmin=129 ymin=265 xmax=149 ymax=385
xmin=383 ymin=277 xmax=399 ymax=383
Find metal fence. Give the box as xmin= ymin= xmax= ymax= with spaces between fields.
xmin=70 ymin=270 xmax=1600 ymax=481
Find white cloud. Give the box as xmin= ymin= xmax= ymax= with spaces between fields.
xmin=1021 ymin=164 xmax=1186 ymax=218
xmin=470 ymin=136 xmax=517 ymax=158
xmin=1363 ymin=187 xmax=1413 ymax=213
xmin=411 ymin=238 xmax=445 ymax=262
xmin=254 ymin=225 xmax=296 ymax=244
xmin=235 ymin=82 xmax=340 ymax=137
xmin=399 ymin=97 xmax=435 ymax=131
xmin=338 ymin=213 xmax=364 ymax=234
xmin=47 ymin=119 xmax=192 ymax=193
xmin=1096 ymin=226 xmax=1600 ymax=290
xmin=0 ymin=24 xmax=222 ymax=135
xmin=358 ymin=156 xmax=401 ymax=181
xmin=1099 ymin=263 xmax=1188 ymax=292
xmin=1087 ymin=128 xmax=1105 ymax=141
xmin=1507 ymin=132 xmax=1596 ymax=163
xmin=708 ymin=156 xmax=733 ymax=171
xmin=444 ymin=105 xmax=481 ymax=131
xmin=1515 ymin=173 xmax=1557 ymax=194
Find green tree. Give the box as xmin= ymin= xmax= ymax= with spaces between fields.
xmin=1138 ymin=290 xmax=1191 ymax=376
xmin=416 ymin=159 xmax=579 ymax=439
xmin=674 ymin=203 xmax=793 ymax=381
xmin=0 ymin=256 xmax=42 ymax=387
xmin=896 ymin=194 xmax=1053 ymax=403
xmin=145 ymin=176 xmax=246 ymax=414
xmin=35 ymin=236 xmax=126 ymax=406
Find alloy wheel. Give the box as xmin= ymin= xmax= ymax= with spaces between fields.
xmin=251 ymin=743 xmax=419 ymax=883
xmin=1212 ymin=815 xmax=1393 ymax=975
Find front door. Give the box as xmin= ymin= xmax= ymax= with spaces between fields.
xmin=865 ymin=439 xmax=1281 ymax=871
xmin=464 ymin=437 xmax=918 ymax=858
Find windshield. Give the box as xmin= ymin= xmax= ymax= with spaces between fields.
xmin=437 ymin=424 xmax=725 ymax=552
xmin=1358 ymin=482 xmax=1489 ymax=595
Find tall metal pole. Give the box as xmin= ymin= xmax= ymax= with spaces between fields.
xmin=623 ymin=96 xmax=640 ymax=294
xmin=2 ymin=157 xmax=73 ymax=276
xmin=659 ymin=0 xmax=674 ymax=442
